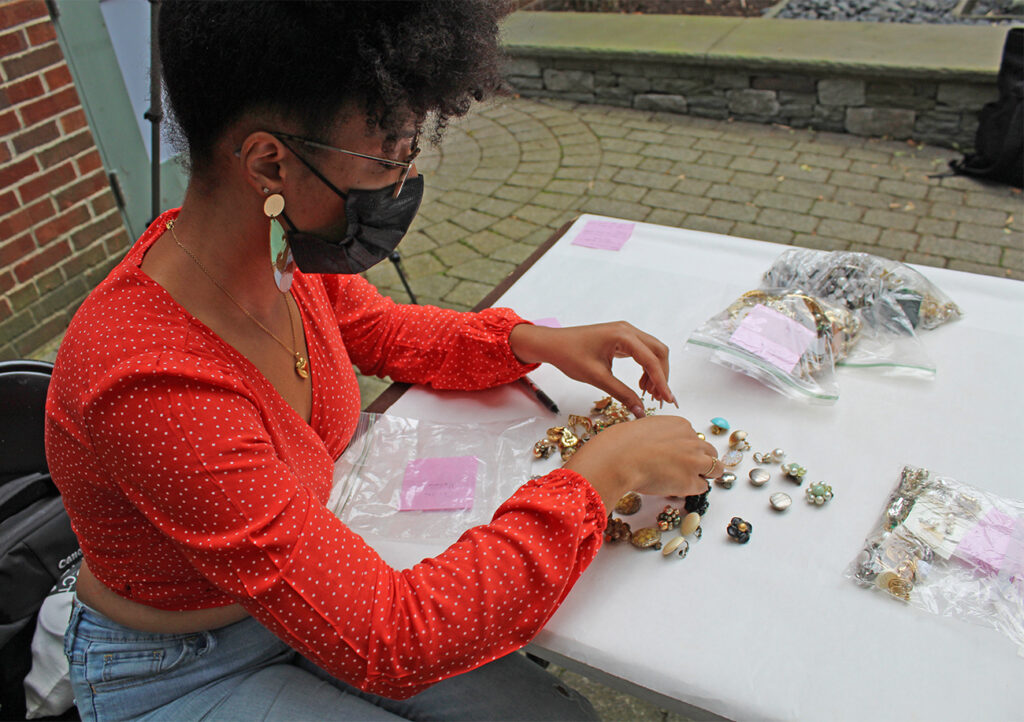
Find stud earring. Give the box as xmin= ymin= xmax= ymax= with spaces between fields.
xmin=806 ymin=482 xmax=834 ymax=505
xmin=727 ymin=517 xmax=752 ymax=544
xmin=264 ymin=193 xmax=294 ymax=293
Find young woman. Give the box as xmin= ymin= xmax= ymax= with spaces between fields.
xmin=45 ymin=2 xmax=719 ymax=719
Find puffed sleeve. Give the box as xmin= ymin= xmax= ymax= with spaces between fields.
xmin=319 ymin=273 xmax=538 ymax=389
xmin=83 ymin=357 xmax=606 ymax=699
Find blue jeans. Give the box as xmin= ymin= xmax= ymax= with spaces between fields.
xmin=64 ymin=599 xmax=597 ymax=721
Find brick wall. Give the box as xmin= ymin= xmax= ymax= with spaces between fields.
xmin=0 ymin=0 xmax=131 ymax=360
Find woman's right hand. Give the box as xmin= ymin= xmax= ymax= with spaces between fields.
xmin=563 ymin=415 xmax=717 ymax=511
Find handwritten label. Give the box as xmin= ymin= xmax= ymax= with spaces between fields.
xmin=400 ymin=456 xmax=478 ymax=511
xmin=954 ymin=508 xmax=1018 ymax=575
xmin=572 ymin=219 xmax=634 ymax=251
xmin=729 ymin=304 xmax=815 ymax=374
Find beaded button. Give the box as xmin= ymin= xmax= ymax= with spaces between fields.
xmin=806 ymin=482 xmax=834 ymax=505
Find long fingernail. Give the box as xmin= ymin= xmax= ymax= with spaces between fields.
xmin=630 ymin=403 xmax=645 ymax=418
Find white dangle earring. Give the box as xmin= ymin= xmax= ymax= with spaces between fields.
xmin=264 ymin=191 xmax=294 ymax=293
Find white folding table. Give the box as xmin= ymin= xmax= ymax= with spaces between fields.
xmin=350 ymin=214 xmax=1024 ymax=721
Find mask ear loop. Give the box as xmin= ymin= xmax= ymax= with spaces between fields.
xmin=273 ymin=134 xmax=350 ymax=199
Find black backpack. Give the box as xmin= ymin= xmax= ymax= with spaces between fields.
xmin=0 ymin=361 xmax=80 ymax=720
xmin=949 ymin=27 xmax=1023 ymax=188
xmin=0 ymin=482 xmax=80 ymax=720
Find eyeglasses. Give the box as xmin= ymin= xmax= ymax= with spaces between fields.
xmin=271 ymin=130 xmax=420 ymax=198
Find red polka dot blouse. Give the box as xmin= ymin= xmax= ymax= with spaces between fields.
xmin=45 ymin=210 xmax=607 ymax=699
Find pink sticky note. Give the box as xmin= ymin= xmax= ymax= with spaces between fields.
xmin=953 ymin=508 xmax=1018 ymax=575
xmin=400 ymin=456 xmax=477 ymax=511
xmin=729 ymin=304 xmax=816 ymax=374
xmin=532 ymin=317 xmax=561 ymax=328
xmin=572 ymin=219 xmax=634 ymax=251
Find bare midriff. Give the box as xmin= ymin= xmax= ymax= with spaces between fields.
xmin=76 ymin=560 xmax=250 ymax=633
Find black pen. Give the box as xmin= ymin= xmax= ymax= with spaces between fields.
xmin=517 ymin=375 xmax=559 ymax=414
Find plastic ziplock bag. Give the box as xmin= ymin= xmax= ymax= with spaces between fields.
xmin=327 ymin=413 xmax=540 ymax=543
xmin=763 ymin=249 xmax=962 ymax=377
xmin=846 ymin=465 xmax=1024 ymax=652
xmin=686 ymin=288 xmax=861 ymax=404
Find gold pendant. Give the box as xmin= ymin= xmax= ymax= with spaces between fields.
xmin=294 ymin=353 xmax=309 ymax=380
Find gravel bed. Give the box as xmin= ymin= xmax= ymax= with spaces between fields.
xmin=771 ymin=0 xmax=1022 ymax=23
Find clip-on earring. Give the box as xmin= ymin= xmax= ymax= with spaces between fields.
xmin=265 ymin=192 xmax=294 ymax=293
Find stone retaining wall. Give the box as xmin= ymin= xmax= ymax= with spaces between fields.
xmin=505 ymin=55 xmax=997 ymax=150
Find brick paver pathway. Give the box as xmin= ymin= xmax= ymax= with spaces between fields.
xmin=365 ymin=96 xmax=1023 ymax=315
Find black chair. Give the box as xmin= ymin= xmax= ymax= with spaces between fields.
xmin=0 ymin=360 xmax=80 ymax=720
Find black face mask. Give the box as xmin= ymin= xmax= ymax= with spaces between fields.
xmin=279 ymin=139 xmax=423 ymax=275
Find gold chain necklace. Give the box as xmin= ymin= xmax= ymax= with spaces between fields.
xmin=167 ymin=219 xmax=309 ymax=380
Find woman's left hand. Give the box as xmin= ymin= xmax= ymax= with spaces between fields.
xmin=508 ymin=321 xmax=675 ymax=419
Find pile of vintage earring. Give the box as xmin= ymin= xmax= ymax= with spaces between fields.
xmin=762 ymin=249 xmax=962 ymax=331
xmin=603 ymin=487 xmax=711 ymax=557
xmin=663 ymin=511 xmax=703 ymax=559
xmin=602 ymin=513 xmax=664 ymax=551
xmin=532 ymin=415 xmax=593 ymax=462
xmin=533 ymin=397 xmax=649 ymax=462
xmin=590 ymin=396 xmax=637 ymax=430
xmin=603 ymin=491 xmax=645 ymax=545
xmin=597 ymin=414 xmax=838 ymax=558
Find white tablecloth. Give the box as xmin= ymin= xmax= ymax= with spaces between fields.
xmin=349 ymin=215 xmax=1024 ymax=721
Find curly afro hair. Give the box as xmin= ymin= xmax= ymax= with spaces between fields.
xmin=158 ymin=1 xmax=513 ymax=172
